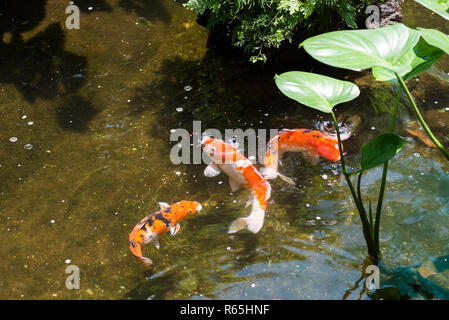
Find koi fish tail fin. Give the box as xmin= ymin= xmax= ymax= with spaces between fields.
xmin=129 ymin=240 xmax=154 ymax=266
xmin=227 ymin=217 xmax=249 ymax=234
xmin=136 ymin=255 xmax=154 ymax=266
xmin=228 ymin=198 xmax=265 ymax=234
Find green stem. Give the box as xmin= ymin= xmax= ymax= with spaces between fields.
xmin=373 ymin=86 xmax=402 ymax=254
xmin=396 ymin=73 xmax=449 ymax=161
xmin=331 ymin=111 xmax=376 ymax=259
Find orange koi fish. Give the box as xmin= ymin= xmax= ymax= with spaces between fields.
xmin=261 ymin=128 xmax=350 ymax=184
xmin=129 ymin=201 xmax=202 ymax=266
xmin=201 ymin=136 xmax=271 ymax=234
xmin=405 ymin=121 xmax=436 ymax=148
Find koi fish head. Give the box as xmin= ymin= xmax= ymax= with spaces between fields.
xmin=168 ymin=200 xmax=203 ymax=222
xmin=201 ymin=136 xmax=240 ymax=164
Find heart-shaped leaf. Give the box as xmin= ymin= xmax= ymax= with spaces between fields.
xmin=274 ymin=71 xmax=360 ymax=113
xmin=360 ymin=133 xmax=409 ymax=172
xmin=414 ymin=0 xmax=449 ymax=20
xmin=301 ymin=23 xmax=421 ymax=75
xmin=418 ymin=27 xmax=449 ymax=55
xmin=372 ymin=37 xmax=445 ymax=81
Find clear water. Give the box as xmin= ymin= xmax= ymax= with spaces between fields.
xmin=0 ymin=0 xmax=448 ymax=299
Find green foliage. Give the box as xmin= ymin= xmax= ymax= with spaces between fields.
xmin=414 ymin=0 xmax=449 ymax=20
xmin=184 ymin=0 xmax=372 ymax=62
xmin=274 ymin=71 xmax=360 ymax=113
xmin=286 ymin=17 xmax=449 ymax=262
xmin=359 ymin=134 xmax=408 ymax=172
xmin=302 ymin=23 xmax=422 ymax=76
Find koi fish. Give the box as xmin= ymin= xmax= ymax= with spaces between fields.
xmin=405 ymin=121 xmax=437 ymax=148
xmin=201 ymin=136 xmax=271 ymax=234
xmin=261 ymin=128 xmax=351 ymax=184
xmin=129 ymin=200 xmax=202 ymax=266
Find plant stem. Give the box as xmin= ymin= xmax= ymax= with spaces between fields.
xmin=331 ymin=111 xmax=376 ymax=259
xmin=396 ymin=73 xmax=449 ymax=161
xmin=373 ymin=86 xmax=402 ymax=254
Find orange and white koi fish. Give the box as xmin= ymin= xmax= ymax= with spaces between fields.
xmin=261 ymin=128 xmax=351 ymax=184
xmin=129 ymin=201 xmax=202 ymax=266
xmin=201 ymin=136 xmax=271 ymax=234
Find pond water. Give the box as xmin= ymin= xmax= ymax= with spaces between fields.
xmin=0 ymin=0 xmax=448 ymax=299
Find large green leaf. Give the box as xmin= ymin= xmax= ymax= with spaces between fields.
xmin=301 ymin=23 xmax=421 ymax=74
xmin=372 ymin=37 xmax=445 ymax=81
xmin=274 ymin=71 xmax=360 ymax=113
xmin=418 ymin=27 xmax=449 ymax=55
xmin=360 ymin=133 xmax=409 ymax=172
xmin=414 ymin=0 xmax=449 ymax=20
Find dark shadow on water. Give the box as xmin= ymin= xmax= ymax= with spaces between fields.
xmin=0 ymin=23 xmax=88 ymax=103
xmin=0 ymin=0 xmax=47 ymax=35
xmin=118 ymin=0 xmax=172 ymax=23
xmin=57 ymin=94 xmax=100 ymax=132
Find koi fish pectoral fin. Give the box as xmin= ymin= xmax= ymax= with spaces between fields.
xmin=204 ymin=162 xmax=221 ymax=177
xmin=229 ymin=178 xmax=241 ymax=192
xmin=170 ymin=224 xmax=180 ymax=236
xmin=278 ymin=173 xmax=295 ymax=185
xmin=158 ymin=202 xmax=170 ymax=210
xmin=259 ymin=167 xmax=278 ymax=180
xmin=153 ymin=238 xmax=160 ymax=250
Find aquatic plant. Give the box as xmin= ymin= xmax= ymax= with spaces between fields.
xmin=183 ymin=0 xmax=372 ymax=62
xmin=274 ymin=71 xmax=407 ymax=262
xmin=276 ymin=20 xmax=449 ymax=262
xmin=414 ymin=0 xmax=449 ymax=20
